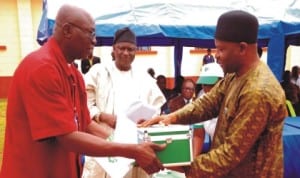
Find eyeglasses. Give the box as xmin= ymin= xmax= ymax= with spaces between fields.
xmin=182 ymin=87 xmax=195 ymax=91
xmin=116 ymin=45 xmax=136 ymax=53
xmin=68 ymin=22 xmax=96 ymax=39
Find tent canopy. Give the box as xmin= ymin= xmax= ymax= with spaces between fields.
xmin=37 ymin=0 xmax=300 ymax=80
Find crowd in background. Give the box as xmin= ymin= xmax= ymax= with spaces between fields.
xmin=281 ymin=65 xmax=300 ymax=116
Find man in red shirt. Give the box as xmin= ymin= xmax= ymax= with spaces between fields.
xmin=0 ymin=4 xmax=165 ymax=178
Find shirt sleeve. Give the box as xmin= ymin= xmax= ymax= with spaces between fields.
xmin=84 ymin=64 xmax=102 ymax=118
xmin=24 ymin=64 xmax=76 ymax=140
xmin=147 ymin=77 xmax=166 ymax=116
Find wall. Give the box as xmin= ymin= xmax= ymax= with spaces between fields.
xmin=0 ymin=0 xmax=42 ymax=98
xmin=0 ymin=0 xmax=20 ymax=77
xmin=286 ymin=45 xmax=300 ymax=71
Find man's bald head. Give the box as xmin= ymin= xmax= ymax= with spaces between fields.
xmin=52 ymin=4 xmax=96 ymax=63
xmin=54 ymin=5 xmax=94 ymax=36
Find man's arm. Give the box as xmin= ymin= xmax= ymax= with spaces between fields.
xmin=172 ymin=80 xmax=225 ymax=125
xmin=85 ymin=120 xmax=112 ymax=139
xmin=92 ymin=112 xmax=116 ymax=129
xmin=84 ymin=65 xmax=102 ymax=119
xmin=56 ymin=130 xmax=166 ymax=174
xmin=186 ymin=92 xmax=273 ymax=177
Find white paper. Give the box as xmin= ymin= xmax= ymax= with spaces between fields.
xmin=126 ymin=101 xmax=157 ymax=123
xmin=94 ymin=100 xmax=158 ymax=178
xmin=94 ymin=114 xmax=138 ymax=178
xmin=114 ymin=114 xmax=138 ymax=144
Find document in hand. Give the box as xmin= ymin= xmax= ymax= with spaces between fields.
xmin=94 ymin=114 xmax=137 ymax=178
xmin=126 ymin=101 xmax=157 ymax=123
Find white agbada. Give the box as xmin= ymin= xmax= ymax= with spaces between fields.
xmin=83 ymin=60 xmax=166 ymax=178
xmin=84 ymin=60 xmax=165 ymax=119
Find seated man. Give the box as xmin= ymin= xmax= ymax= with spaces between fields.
xmin=156 ymin=75 xmax=175 ymax=114
xmin=81 ymin=51 xmax=100 ymax=74
xmin=168 ymin=79 xmax=196 ymax=112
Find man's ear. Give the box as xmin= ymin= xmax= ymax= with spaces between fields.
xmin=239 ymin=42 xmax=248 ymax=54
xmin=62 ymin=23 xmax=72 ymax=39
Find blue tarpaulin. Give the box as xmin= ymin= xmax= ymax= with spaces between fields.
xmin=37 ymin=0 xmax=300 ymax=80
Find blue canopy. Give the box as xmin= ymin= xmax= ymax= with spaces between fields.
xmin=37 ymin=0 xmax=300 ymax=80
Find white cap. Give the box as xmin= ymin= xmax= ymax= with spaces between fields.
xmin=197 ymin=63 xmax=224 ymax=85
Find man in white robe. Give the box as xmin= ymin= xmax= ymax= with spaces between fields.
xmin=83 ymin=27 xmax=166 ymax=178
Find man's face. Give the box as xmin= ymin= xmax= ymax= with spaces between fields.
xmin=68 ymin=19 xmax=96 ymax=60
xmin=181 ymin=81 xmax=195 ymax=100
xmin=214 ymin=39 xmax=241 ymax=74
xmin=113 ymin=42 xmax=136 ymax=71
xmin=202 ymin=84 xmax=215 ymax=93
xmin=157 ymin=78 xmax=166 ymax=90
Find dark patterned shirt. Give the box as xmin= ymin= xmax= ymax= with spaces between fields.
xmin=174 ymin=61 xmax=287 ymax=178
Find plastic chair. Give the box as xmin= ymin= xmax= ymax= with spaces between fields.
xmin=286 ymin=100 xmax=296 ymax=117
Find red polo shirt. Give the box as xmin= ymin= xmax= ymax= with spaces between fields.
xmin=0 ymin=37 xmax=91 ymax=178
